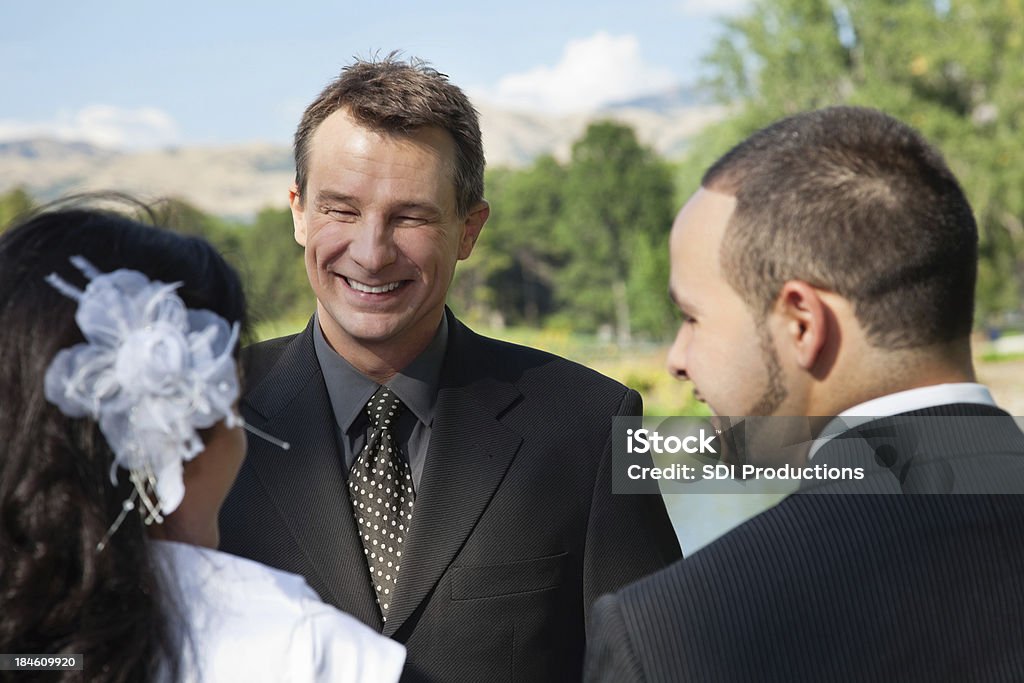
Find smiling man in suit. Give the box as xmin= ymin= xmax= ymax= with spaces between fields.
xmin=219 ymin=55 xmax=681 ymax=682
xmin=585 ymin=107 xmax=1024 ymax=682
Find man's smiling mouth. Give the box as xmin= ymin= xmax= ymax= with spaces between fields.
xmin=344 ymin=277 xmax=405 ymax=294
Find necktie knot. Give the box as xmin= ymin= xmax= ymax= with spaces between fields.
xmin=367 ymin=386 xmax=403 ymax=429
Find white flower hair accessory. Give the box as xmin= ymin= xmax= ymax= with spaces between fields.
xmin=43 ymin=256 xmax=242 ymax=530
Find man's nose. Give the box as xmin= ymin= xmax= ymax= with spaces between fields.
xmin=348 ymin=219 xmax=398 ymax=272
xmin=666 ymin=325 xmax=690 ymax=380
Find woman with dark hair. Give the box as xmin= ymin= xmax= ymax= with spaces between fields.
xmin=0 ymin=202 xmax=405 ymax=682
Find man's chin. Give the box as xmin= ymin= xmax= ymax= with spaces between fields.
xmin=339 ymin=320 xmax=406 ymax=346
xmin=328 ymin=308 xmax=443 ymax=350
xmin=319 ymin=307 xmax=402 ymax=344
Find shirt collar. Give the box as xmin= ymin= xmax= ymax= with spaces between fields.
xmin=386 ymin=315 xmax=447 ymax=427
xmin=808 ymin=382 xmax=997 ymax=459
xmin=312 ymin=312 xmax=448 ymax=433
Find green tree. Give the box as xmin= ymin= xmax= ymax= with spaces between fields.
xmin=149 ymin=198 xmax=309 ymax=325
xmin=239 ymin=207 xmax=310 ymax=325
xmin=449 ymin=168 xmax=516 ymax=325
xmin=699 ymin=0 xmax=1024 ymax=321
xmin=0 ymin=186 xmax=35 ymax=231
xmin=149 ymin=196 xmax=244 ymax=258
xmin=500 ymin=156 xmax=567 ymax=326
xmin=451 ymin=159 xmax=566 ymax=327
xmin=557 ymin=121 xmax=676 ymax=342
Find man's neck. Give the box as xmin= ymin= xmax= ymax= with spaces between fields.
xmin=317 ymin=308 xmax=444 ymax=384
xmin=808 ymin=342 xmax=976 ymax=418
xmin=330 ymin=344 xmax=426 ymax=384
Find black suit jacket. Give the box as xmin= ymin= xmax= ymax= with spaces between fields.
xmin=585 ymin=403 xmax=1024 ymax=682
xmin=220 ymin=311 xmax=681 ymax=682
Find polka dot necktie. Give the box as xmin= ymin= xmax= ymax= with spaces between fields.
xmin=348 ymin=386 xmax=415 ymax=622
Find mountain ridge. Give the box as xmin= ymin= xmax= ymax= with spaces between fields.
xmin=0 ymin=100 xmax=726 ymax=219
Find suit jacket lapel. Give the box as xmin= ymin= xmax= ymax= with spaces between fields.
xmin=383 ymin=313 xmax=524 ymax=637
xmin=243 ymin=320 xmax=382 ymax=630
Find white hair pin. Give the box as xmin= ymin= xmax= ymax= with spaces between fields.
xmin=44 ymin=256 xmax=288 ymax=550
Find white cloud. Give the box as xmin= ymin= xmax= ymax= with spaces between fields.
xmin=676 ymin=0 xmax=751 ymax=17
xmin=475 ymin=32 xmax=677 ymax=114
xmin=0 ymin=105 xmax=180 ymax=149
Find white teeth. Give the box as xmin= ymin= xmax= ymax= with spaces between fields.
xmin=346 ymin=278 xmax=402 ymax=294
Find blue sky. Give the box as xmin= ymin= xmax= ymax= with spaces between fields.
xmin=1 ymin=0 xmax=745 ymax=148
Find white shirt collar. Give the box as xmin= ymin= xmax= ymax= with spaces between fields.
xmin=808 ymin=383 xmax=997 ymax=460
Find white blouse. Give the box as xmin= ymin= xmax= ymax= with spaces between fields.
xmin=152 ymin=540 xmax=405 ymax=683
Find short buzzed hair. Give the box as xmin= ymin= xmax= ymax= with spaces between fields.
xmin=705 ymin=106 xmax=977 ymax=348
xmin=293 ymin=54 xmax=485 ymax=218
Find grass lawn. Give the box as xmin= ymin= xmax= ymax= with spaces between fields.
xmin=254 ymin=320 xmax=1024 ymax=417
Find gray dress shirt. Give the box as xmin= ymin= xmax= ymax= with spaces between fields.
xmin=312 ymin=313 xmax=448 ymax=492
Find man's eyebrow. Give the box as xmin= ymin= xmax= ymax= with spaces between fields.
xmin=314 ymin=189 xmax=357 ymax=205
xmin=312 ymin=191 xmax=442 ymax=215
xmin=669 ymin=287 xmax=698 ymax=314
xmin=392 ymin=201 xmax=443 ymax=215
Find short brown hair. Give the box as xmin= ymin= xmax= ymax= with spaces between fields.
xmin=704 ymin=106 xmax=977 ymax=349
xmin=293 ymin=54 xmax=485 ymax=218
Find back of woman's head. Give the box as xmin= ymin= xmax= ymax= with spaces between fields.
xmin=0 ymin=198 xmax=247 ymax=682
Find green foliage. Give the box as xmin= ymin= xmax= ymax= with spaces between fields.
xmin=698 ymin=0 xmax=1024 ymax=321
xmin=626 ymin=231 xmax=673 ymax=339
xmin=450 ymin=160 xmax=566 ymax=327
xmin=151 ymin=198 xmax=309 ymax=326
xmin=0 ymin=186 xmax=35 ymax=231
xmin=979 ymin=350 xmax=1024 ymax=364
xmin=238 ymin=207 xmax=311 ymax=325
xmin=556 ymin=121 xmax=676 ymax=341
xmin=451 ymin=124 xmax=677 ymax=341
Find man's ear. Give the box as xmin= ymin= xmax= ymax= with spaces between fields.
xmin=458 ymin=201 xmax=489 ymax=260
xmin=289 ymin=184 xmax=307 ymax=247
xmin=775 ymin=281 xmax=828 ymax=370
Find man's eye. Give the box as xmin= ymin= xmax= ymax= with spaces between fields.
xmin=395 ymin=215 xmax=428 ymax=226
xmin=326 ymin=208 xmax=358 ymax=220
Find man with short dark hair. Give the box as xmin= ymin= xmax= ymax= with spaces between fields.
xmin=220 ymin=56 xmax=681 ymax=682
xmin=585 ymin=107 xmax=1024 ymax=682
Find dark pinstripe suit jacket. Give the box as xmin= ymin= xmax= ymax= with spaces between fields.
xmin=585 ymin=403 xmax=1024 ymax=682
xmin=220 ymin=310 xmax=681 ymax=682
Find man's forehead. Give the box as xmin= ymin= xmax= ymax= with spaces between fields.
xmin=669 ymin=188 xmax=737 ymax=305
xmin=671 ymin=187 xmax=737 ymax=243
xmin=311 ymin=108 xmax=454 ymax=159
xmin=305 ymin=109 xmax=458 ymax=204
